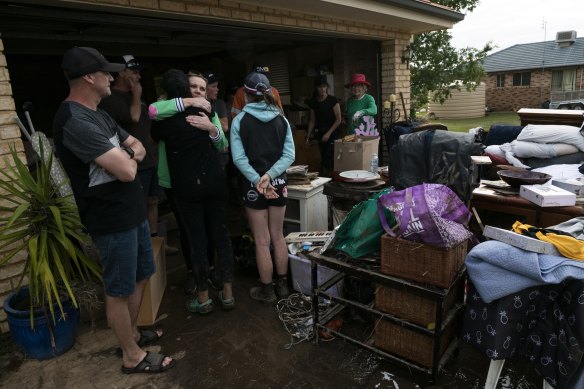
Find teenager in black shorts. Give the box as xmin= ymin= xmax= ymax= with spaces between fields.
xmin=230 ymin=72 xmax=295 ymax=303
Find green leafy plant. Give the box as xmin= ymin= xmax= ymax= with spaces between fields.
xmin=0 ymin=142 xmax=102 ymax=325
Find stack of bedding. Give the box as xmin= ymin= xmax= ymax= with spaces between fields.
xmin=484 ymin=124 xmax=584 ymax=169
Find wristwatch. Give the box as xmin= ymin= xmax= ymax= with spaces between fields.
xmin=122 ymin=146 xmax=135 ymax=159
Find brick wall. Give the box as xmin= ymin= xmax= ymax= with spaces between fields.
xmin=484 ymin=68 xmax=583 ymax=111
xmin=79 ymin=0 xmax=396 ymax=39
xmin=0 ymin=34 xmax=26 ymax=333
xmin=380 ymin=39 xmax=411 ymax=120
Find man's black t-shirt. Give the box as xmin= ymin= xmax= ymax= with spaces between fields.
xmin=99 ymin=90 xmax=157 ymax=170
xmin=53 ymin=101 xmax=146 ymax=235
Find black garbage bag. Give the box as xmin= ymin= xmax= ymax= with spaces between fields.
xmin=389 ymin=129 xmax=484 ymax=200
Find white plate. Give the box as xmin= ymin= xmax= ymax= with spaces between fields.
xmin=338 ymin=170 xmax=380 ymax=182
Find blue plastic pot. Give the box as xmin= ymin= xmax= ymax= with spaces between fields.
xmin=3 ymin=287 xmax=80 ymax=359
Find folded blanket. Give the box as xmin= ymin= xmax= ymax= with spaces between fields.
xmin=465 ymin=241 xmax=584 ymax=303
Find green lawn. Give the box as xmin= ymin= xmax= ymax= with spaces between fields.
xmin=425 ymin=112 xmax=520 ymax=133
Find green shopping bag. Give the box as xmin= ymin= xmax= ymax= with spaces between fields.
xmin=334 ymin=188 xmax=396 ymax=258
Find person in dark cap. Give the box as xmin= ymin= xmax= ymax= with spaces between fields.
xmin=231 ymin=64 xmax=283 ymax=117
xmin=230 ymin=72 xmax=295 ymax=303
xmin=201 ymin=71 xmax=229 ymax=134
xmin=99 ymin=55 xmax=179 ymax=257
xmin=306 ymin=75 xmax=341 ymax=176
xmin=53 ymin=47 xmax=175 ymax=374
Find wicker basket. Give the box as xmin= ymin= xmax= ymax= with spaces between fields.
xmin=380 ymin=235 xmax=467 ymax=288
xmin=375 ymin=275 xmax=464 ymax=327
xmin=374 ymin=316 xmax=457 ymax=368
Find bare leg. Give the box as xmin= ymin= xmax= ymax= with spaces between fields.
xmin=198 ymin=289 xmax=209 ymax=303
xmin=105 ymin=295 xmax=172 ymax=369
xmin=268 ymin=205 xmax=288 ymax=276
xmin=147 ymin=196 xmax=158 ymax=235
xmin=128 ymin=279 xmax=153 ymax=341
xmin=245 ymin=207 xmax=273 ymax=284
xmin=222 ymin=282 xmax=233 ymax=300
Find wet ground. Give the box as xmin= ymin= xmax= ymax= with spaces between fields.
xmin=0 ymin=219 xmax=544 ymax=389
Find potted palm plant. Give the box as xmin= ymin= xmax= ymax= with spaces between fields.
xmin=0 ymin=142 xmax=102 ymax=359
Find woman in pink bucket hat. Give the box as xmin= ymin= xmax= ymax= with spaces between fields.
xmin=345 ymin=73 xmax=377 ymax=135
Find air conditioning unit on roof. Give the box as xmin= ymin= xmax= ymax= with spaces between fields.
xmin=556 ymin=30 xmax=577 ymax=45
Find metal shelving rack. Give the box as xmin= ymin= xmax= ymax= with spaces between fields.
xmin=308 ymin=251 xmax=465 ymax=381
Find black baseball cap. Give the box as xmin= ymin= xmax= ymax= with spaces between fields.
xmin=61 ymin=47 xmax=125 ymax=80
xmin=202 ymin=71 xmax=219 ymax=85
xmin=244 ymin=72 xmax=271 ymax=96
xmin=120 ymin=54 xmax=145 ymax=70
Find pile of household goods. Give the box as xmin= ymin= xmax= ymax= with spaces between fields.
xmin=371 ymin=183 xmax=473 ymax=368
xmin=286 ymin=165 xmax=319 ymax=186
xmin=463 ymin=218 xmax=584 ymax=389
xmin=328 ymin=182 xmax=473 ymax=368
xmin=483 ymin=123 xmax=584 ymax=170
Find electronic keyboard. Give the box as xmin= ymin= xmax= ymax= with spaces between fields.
xmin=285 ymin=231 xmax=333 ymax=243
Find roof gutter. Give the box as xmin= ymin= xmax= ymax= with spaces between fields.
xmin=373 ymin=0 xmax=464 ymax=22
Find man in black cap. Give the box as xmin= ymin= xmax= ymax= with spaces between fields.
xmin=53 ymin=47 xmax=175 ymax=374
xmin=230 ymin=64 xmax=283 ymax=118
xmin=99 ymin=55 xmax=178 ymax=256
xmin=202 ymin=71 xmax=229 ymax=133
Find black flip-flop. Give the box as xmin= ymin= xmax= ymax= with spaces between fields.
xmin=121 ymin=351 xmax=175 ymax=374
xmin=115 ymin=328 xmax=163 ymax=357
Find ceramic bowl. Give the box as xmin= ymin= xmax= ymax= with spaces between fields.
xmin=497 ymin=170 xmax=552 ymax=187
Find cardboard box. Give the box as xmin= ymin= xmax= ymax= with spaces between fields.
xmin=289 ymin=254 xmax=343 ymax=297
xmin=137 ymin=236 xmax=167 ymax=326
xmin=520 ymin=184 xmax=576 ymax=207
xmin=552 ymin=178 xmax=584 ymax=195
xmin=333 ymin=136 xmax=379 ymax=172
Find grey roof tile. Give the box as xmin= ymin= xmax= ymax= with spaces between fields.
xmin=484 ymin=37 xmax=584 ymax=72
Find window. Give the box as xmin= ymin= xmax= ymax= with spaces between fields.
xmin=512 ymin=72 xmax=531 ymax=86
xmin=551 ymin=69 xmax=576 ymax=91
xmin=496 ymin=74 xmax=505 ymax=88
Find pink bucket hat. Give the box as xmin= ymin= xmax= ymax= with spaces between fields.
xmin=345 ymin=73 xmax=371 ymax=88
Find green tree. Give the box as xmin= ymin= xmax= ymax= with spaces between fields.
xmin=410 ymin=0 xmax=493 ymax=119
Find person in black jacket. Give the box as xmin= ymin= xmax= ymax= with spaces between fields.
xmin=151 ymin=69 xmax=234 ymax=313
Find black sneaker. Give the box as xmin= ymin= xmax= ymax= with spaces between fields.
xmin=249 ymin=285 xmax=276 ymax=303
xmin=274 ymin=277 xmax=290 ymax=299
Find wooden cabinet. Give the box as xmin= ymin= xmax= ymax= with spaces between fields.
xmin=517 ymin=108 xmax=584 ymax=127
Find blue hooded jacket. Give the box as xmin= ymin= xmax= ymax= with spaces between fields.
xmin=230 ymin=102 xmax=295 ymax=185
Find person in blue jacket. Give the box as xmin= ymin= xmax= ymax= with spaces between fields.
xmin=230 ymin=72 xmax=295 ymax=303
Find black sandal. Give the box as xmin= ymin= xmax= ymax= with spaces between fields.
xmin=121 ymin=351 xmax=176 ymax=374
xmin=115 ymin=328 xmax=164 ymax=357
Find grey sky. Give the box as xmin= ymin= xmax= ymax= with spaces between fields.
xmin=450 ymin=0 xmax=583 ymax=52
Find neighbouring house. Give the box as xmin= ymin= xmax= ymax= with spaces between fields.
xmin=484 ymin=31 xmax=584 ymax=112
xmin=0 ymin=0 xmax=464 ymax=332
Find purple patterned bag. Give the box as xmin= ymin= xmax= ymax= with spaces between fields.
xmin=377 ymin=183 xmax=473 ymax=248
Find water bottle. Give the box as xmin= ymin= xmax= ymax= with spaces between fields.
xmin=369 ymin=153 xmax=378 ymax=174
